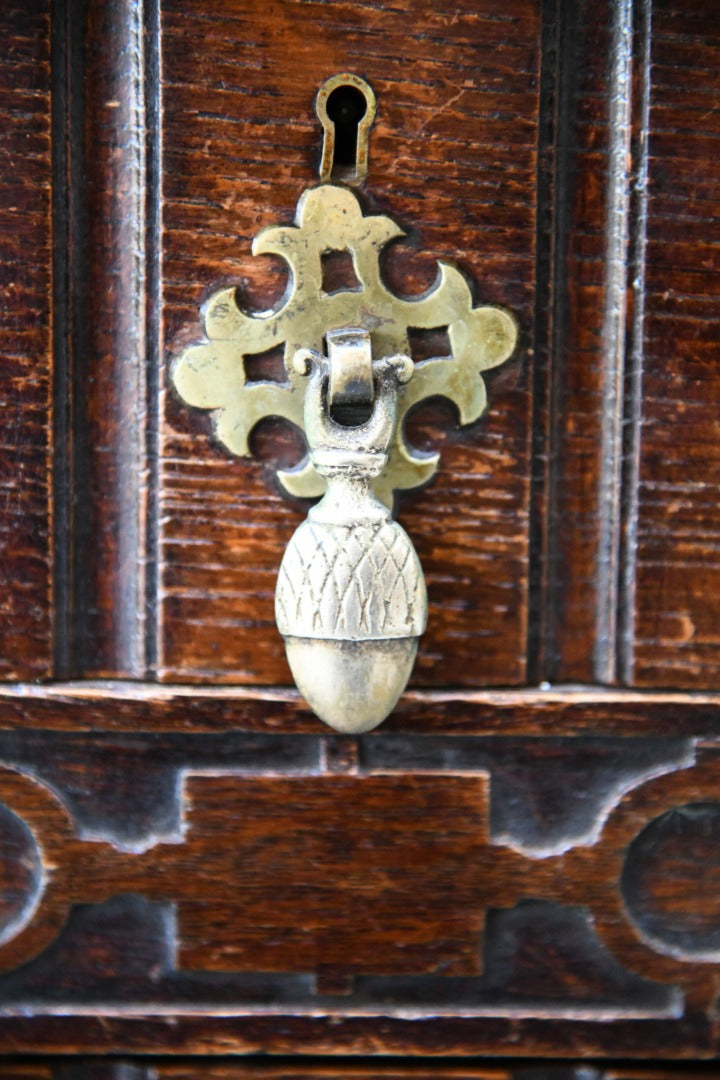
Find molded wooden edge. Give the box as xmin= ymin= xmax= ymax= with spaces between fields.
xmin=0 ymin=682 xmax=717 ymax=736
xmin=0 ymin=1061 xmax=711 ymax=1079
xmin=0 ymin=1014 xmax=712 ymax=1058
xmin=51 ymin=0 xmax=160 ymax=679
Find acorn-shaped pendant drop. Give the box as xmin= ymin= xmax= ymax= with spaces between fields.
xmin=274 ymin=336 xmax=427 ymax=733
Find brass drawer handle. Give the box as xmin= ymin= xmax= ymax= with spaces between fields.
xmin=172 ymin=79 xmax=517 ymax=731
xmin=275 ymin=330 xmax=424 ymax=733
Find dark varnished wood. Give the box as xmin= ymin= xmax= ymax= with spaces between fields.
xmin=521 ymin=0 xmax=720 ymax=691
xmin=0 ymin=736 xmax=712 ymax=1053
xmin=621 ymin=800 xmax=720 ymax=959
xmin=2 ymin=0 xmax=720 ymax=1066
xmin=0 ymin=682 xmax=719 ymax=736
xmin=0 ymin=2 xmax=53 ymax=680
xmin=531 ymin=0 xmax=648 ymax=684
xmin=153 ymin=1068 xmax=720 ymax=1080
xmin=159 ymin=0 xmax=537 ymax=686
xmin=52 ymin=0 xmax=159 ymax=678
xmin=6 ymin=0 xmax=717 ymax=693
xmin=0 ymin=1015 xmax=713 ymax=1057
xmin=629 ymin=3 xmax=720 ymax=688
xmin=2 ymin=7 xmax=719 ymax=695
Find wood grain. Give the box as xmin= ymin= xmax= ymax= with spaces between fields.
xmin=628 ymin=2 xmax=720 ymax=687
xmin=531 ymin=0 xmax=650 ymax=684
xmin=3 ymin=0 xmax=720 ymax=1066
xmin=175 ymin=773 xmax=491 ymax=976
xmin=621 ymin=799 xmax=720 ymax=960
xmin=159 ymin=0 xmax=537 ymax=686
xmin=1 ymin=1065 xmax=716 ymax=1080
xmin=156 ymin=1069 xmax=720 ymax=1080
xmin=52 ymin=0 xmax=158 ymax=677
xmin=0 ymin=2 xmax=53 ymax=680
xmin=0 ymin=682 xmax=719 ymax=736
xmin=0 ymin=752 xmax=714 ymax=1053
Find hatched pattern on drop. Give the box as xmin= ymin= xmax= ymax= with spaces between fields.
xmin=275 ymin=518 xmax=426 ymax=640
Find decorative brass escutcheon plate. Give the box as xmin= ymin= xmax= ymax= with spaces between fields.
xmin=172 ymin=78 xmax=518 ymax=731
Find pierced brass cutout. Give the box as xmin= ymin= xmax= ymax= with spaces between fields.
xmin=172 ymin=183 xmax=518 ymax=508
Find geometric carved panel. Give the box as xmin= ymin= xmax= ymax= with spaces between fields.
xmin=0 ymin=694 xmax=715 ymax=1054
xmin=0 ymin=743 xmax=717 ymax=1045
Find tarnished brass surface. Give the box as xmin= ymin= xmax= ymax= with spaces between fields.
xmin=315 ymin=72 xmax=376 ymax=184
xmin=172 ymin=183 xmax=518 ymax=507
xmin=326 ymin=326 xmax=374 ymax=410
xmin=275 ymin=337 xmax=426 ymax=732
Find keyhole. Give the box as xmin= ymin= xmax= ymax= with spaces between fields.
xmin=315 ymin=74 xmax=376 ymax=185
xmin=326 ymin=85 xmax=367 ymax=172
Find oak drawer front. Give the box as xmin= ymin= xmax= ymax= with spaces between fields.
xmin=0 ymin=694 xmax=716 ymax=1057
xmin=6 ymin=0 xmax=720 ymax=693
xmin=2 ymin=0 xmax=720 ymax=1064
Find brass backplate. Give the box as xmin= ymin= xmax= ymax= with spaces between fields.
xmin=172 ymin=183 xmax=518 ymax=507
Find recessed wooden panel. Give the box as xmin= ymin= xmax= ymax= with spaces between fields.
xmin=158 ymin=0 xmax=538 ymax=685
xmin=177 ymin=773 xmax=490 ymax=976
xmin=0 ymin=3 xmax=53 ymax=679
xmin=0 ymin=733 xmax=714 ymax=1053
xmin=629 ymin=3 xmax=720 ymax=687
